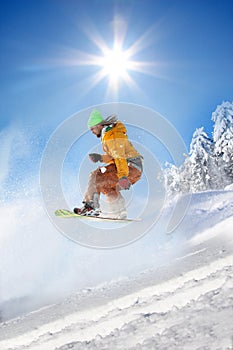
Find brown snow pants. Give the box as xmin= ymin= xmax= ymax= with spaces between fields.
xmin=84 ymin=162 xmax=142 ymax=202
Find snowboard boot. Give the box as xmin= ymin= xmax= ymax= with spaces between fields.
xmin=73 ymin=193 xmax=101 ymax=217
xmin=108 ymin=194 xmax=127 ymax=219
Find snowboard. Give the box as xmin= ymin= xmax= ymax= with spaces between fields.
xmin=55 ymin=209 xmax=140 ymax=222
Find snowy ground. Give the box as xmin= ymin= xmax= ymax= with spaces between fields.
xmin=1 ymin=190 xmax=233 ymax=349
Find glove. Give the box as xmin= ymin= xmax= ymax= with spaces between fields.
xmin=89 ymin=153 xmax=102 ymax=163
xmin=118 ymin=176 xmax=131 ymax=190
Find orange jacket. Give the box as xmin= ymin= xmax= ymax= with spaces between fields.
xmin=101 ymin=121 xmax=141 ymax=178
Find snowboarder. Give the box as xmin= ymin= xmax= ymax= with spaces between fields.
xmin=73 ymin=109 xmax=143 ymax=219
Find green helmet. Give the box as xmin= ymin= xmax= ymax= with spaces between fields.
xmin=88 ymin=109 xmax=104 ymax=128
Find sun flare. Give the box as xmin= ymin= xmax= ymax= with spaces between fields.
xmin=59 ymin=17 xmax=160 ymax=98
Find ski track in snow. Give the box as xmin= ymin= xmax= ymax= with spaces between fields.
xmin=1 ymin=190 xmax=233 ymax=349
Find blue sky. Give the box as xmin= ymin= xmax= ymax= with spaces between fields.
xmin=0 ymin=0 xmax=233 ymax=167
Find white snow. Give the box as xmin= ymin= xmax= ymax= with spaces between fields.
xmin=1 ymin=189 xmax=233 ymax=349
xmin=225 ymin=183 xmax=233 ymax=191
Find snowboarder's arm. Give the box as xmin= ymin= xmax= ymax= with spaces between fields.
xmin=114 ymin=158 xmax=129 ymax=178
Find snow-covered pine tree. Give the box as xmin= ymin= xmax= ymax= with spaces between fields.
xmin=163 ymin=163 xmax=181 ymax=197
xmin=164 ymin=127 xmax=217 ymax=195
xmin=178 ymin=156 xmax=192 ymax=194
xmin=212 ymin=101 xmax=233 ymax=187
xmin=188 ymin=127 xmax=214 ymax=192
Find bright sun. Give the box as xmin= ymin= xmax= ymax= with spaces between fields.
xmin=99 ymin=44 xmax=130 ymax=86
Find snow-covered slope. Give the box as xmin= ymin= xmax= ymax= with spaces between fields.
xmin=1 ymin=190 xmax=233 ymax=349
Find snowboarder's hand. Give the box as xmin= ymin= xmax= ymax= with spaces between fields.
xmin=118 ymin=176 xmax=131 ymax=190
xmin=89 ymin=153 xmax=102 ymax=163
